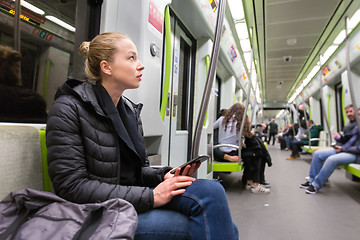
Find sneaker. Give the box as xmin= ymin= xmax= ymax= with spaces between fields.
xmin=305 ymin=185 xmax=317 ymax=194
xmin=299 ymin=181 xmax=311 ymax=189
xmin=251 ymin=185 xmax=270 ymax=194
xmin=260 ymin=182 xmax=271 ymax=188
xmin=245 ymin=184 xmax=252 ymax=190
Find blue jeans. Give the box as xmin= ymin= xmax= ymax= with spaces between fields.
xmin=308 ymin=148 xmax=357 ymax=190
xmin=285 ymin=136 xmax=292 ymax=149
xmin=135 ymin=179 xmax=238 ymax=240
xmin=291 ymin=140 xmax=303 ymax=155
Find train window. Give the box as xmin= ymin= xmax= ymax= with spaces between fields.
xmin=0 ymin=0 xmax=98 ymax=124
xmin=176 ymin=37 xmax=191 ymax=130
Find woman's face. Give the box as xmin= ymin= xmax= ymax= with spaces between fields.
xmin=107 ymin=38 xmax=145 ymax=90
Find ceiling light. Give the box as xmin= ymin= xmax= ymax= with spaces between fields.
xmin=286 ymin=38 xmax=297 ymax=46
xmin=45 ymin=15 xmax=75 ymax=32
xmin=333 ymin=30 xmax=345 ymax=45
xmin=321 ymin=45 xmax=337 ymax=63
xmin=12 ymin=0 xmax=45 ymax=15
xmin=228 ymin=0 xmax=245 ymax=20
xmin=236 ymin=22 xmax=249 ymax=40
xmin=349 ymin=9 xmax=360 ymax=29
xmin=307 ymin=65 xmax=320 ymax=79
xmin=276 ymin=110 xmax=284 ymax=118
xmin=240 ymin=39 xmax=251 ymax=52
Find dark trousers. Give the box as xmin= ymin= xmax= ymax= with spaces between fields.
xmin=290 ymin=140 xmax=303 ymax=155
xmin=213 ymin=149 xmax=238 ymax=162
xmin=242 ymin=157 xmax=262 ymax=183
xmin=268 ymin=133 xmax=276 ymax=145
xmin=278 ymin=137 xmax=286 ymax=150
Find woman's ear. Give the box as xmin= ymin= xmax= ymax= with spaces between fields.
xmin=100 ymin=60 xmax=112 ymax=76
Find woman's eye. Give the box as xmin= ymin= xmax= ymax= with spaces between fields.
xmin=130 ymin=56 xmax=135 ymax=60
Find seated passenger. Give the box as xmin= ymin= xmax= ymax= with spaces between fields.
xmin=213 ymin=109 xmax=230 ymax=161
xmin=299 ymin=108 xmax=360 ymax=194
xmin=287 ymin=120 xmax=322 ymax=160
xmin=213 ymin=103 xmax=245 ymax=162
xmin=0 ymin=45 xmax=47 ymax=123
xmin=46 ymin=32 xmax=238 ymax=239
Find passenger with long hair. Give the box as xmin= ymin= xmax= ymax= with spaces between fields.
xmin=214 ymin=103 xmax=271 ymax=193
xmin=46 ymin=32 xmax=238 ymax=239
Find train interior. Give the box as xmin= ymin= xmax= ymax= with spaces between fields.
xmin=1 ymin=0 xmax=360 ymax=239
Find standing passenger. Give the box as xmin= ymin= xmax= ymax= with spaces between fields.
xmin=46 ymin=32 xmax=238 ymax=240
xmin=268 ymin=119 xmax=278 ymax=145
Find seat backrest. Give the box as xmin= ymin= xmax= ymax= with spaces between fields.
xmin=0 ymin=126 xmax=44 ymax=200
xmin=318 ymin=131 xmax=327 ymax=147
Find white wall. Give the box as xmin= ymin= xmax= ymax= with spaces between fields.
xmin=221 ymin=76 xmax=236 ymax=109
xmin=309 ymin=96 xmax=321 ymax=125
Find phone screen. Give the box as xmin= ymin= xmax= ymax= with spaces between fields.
xmin=169 ymin=155 xmax=210 ymax=174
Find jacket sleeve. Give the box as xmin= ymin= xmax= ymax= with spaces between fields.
xmin=47 ymin=97 xmax=154 ymax=213
xmin=259 ymin=138 xmax=272 ymax=167
xmin=341 ymin=143 xmax=360 ymax=155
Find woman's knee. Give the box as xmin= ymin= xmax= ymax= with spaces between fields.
xmin=186 ymin=179 xmax=226 ymax=200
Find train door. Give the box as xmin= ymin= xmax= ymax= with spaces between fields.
xmin=165 ymin=16 xmax=195 ymax=167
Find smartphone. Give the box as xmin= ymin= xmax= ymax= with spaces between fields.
xmin=169 ymin=155 xmax=210 ymax=174
xmin=330 ymin=144 xmax=337 ymax=148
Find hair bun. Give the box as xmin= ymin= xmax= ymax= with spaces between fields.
xmin=79 ymin=41 xmax=90 ymax=57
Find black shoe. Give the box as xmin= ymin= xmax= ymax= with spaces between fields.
xmin=260 ymin=182 xmax=271 ymax=188
xmin=305 ymin=185 xmax=317 ymax=194
xmin=299 ymin=181 xmax=311 ymax=189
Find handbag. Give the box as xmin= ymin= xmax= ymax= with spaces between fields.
xmin=0 ymin=188 xmax=138 ymax=240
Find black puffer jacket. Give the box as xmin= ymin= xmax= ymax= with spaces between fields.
xmin=47 ymin=79 xmax=171 ymax=213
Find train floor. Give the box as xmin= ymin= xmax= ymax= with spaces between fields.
xmin=217 ymin=143 xmax=360 ymax=240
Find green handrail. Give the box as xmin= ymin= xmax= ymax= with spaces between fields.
xmin=342 ymin=86 xmax=347 ymax=125
xmin=39 ymin=130 xmax=53 ymax=192
xmin=42 ymin=60 xmax=51 ymax=99
xmin=203 ymin=55 xmax=210 ymax=126
xmin=160 ymin=6 xmax=172 ymax=121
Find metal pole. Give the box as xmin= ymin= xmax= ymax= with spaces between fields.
xmin=301 ymin=98 xmax=311 ymax=148
xmin=14 ymin=0 xmax=21 ymax=51
xmin=192 ymin=0 xmax=226 ymax=158
xmin=238 ymin=27 xmax=254 ymax=165
xmin=345 ymin=17 xmax=360 ymax=133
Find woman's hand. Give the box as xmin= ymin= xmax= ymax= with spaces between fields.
xmin=153 ymin=176 xmax=195 ymax=208
xmin=164 ymin=162 xmax=201 ymax=180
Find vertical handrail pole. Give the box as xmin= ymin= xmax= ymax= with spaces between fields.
xmin=14 ymin=0 xmax=21 ymax=52
xmin=192 ymin=0 xmax=226 ymax=158
xmin=238 ymin=27 xmax=254 ymax=165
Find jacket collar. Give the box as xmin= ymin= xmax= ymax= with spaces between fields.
xmin=56 ymin=79 xmax=144 ymax=161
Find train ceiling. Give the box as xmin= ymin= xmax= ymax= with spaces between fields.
xmin=242 ymin=0 xmax=360 ymax=106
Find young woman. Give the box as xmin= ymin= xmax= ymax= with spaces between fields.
xmin=213 ymin=103 xmax=271 ymax=193
xmin=46 ymin=32 xmax=238 ymax=240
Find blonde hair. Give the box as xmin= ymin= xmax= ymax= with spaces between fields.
xmin=79 ymin=32 xmax=129 ymax=81
xmin=0 ymin=45 xmax=21 ymax=86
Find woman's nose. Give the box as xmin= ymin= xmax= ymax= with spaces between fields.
xmin=137 ymin=61 xmax=145 ymax=71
